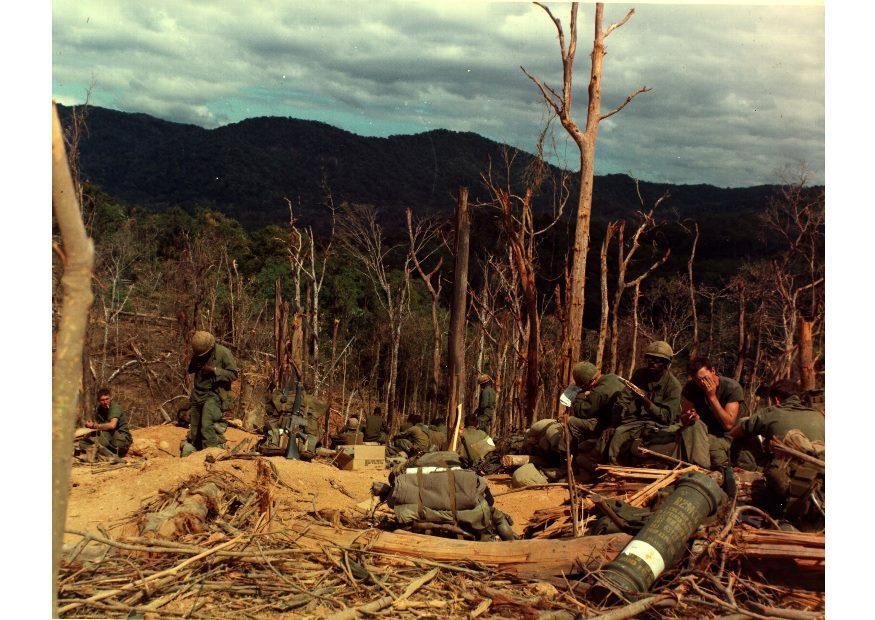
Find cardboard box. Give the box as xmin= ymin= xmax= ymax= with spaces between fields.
xmin=336 ymin=444 xmax=386 ymax=471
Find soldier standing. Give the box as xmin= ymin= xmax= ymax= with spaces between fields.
xmin=475 ymin=374 xmax=497 ymax=432
xmin=181 ymin=330 xmax=238 ymax=456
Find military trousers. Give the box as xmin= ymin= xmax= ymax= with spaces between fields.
xmin=97 ymin=429 xmax=132 ymax=457
xmin=186 ymin=397 xmax=227 ymax=449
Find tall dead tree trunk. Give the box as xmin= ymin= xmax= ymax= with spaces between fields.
xmin=626 ymin=281 xmax=641 ymax=376
xmin=52 ymin=102 xmax=96 ymax=616
xmin=797 ymin=315 xmax=815 ymax=392
xmin=446 ymin=188 xmax=471 ymax=431
xmin=524 ymin=2 xmax=648 ymax=391
xmin=733 ymin=282 xmax=746 ymax=381
xmin=687 ymin=222 xmax=700 ymax=357
xmin=595 ymin=222 xmax=616 ymax=369
xmin=406 ymin=208 xmax=444 ymax=417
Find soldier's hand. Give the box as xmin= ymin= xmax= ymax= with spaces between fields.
xmin=85 ymin=420 xmax=95 ymax=429
xmin=558 ymin=411 xmax=570 ymax=424
xmin=202 ymin=364 xmax=215 ymax=375
xmin=699 ymin=374 xmax=719 ymax=397
xmin=680 ymin=409 xmax=699 ymax=426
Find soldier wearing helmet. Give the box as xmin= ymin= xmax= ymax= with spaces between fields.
xmin=604 ymin=341 xmax=682 ymax=464
xmin=560 ymin=361 xmax=629 ymax=449
xmin=180 ymin=330 xmax=238 ymax=456
xmin=475 ymin=373 xmax=497 ymax=432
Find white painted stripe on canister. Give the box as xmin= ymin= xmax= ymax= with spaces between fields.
xmin=621 ymin=540 xmax=666 ymax=579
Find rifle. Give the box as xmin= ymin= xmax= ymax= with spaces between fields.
xmin=274 ymin=380 xmax=309 ymax=459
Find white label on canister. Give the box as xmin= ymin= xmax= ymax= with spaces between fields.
xmin=621 ymin=540 xmax=666 ymax=579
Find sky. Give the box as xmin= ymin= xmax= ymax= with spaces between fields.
xmin=51 ymin=1 xmax=824 ymax=188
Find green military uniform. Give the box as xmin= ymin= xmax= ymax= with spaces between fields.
xmin=428 ymin=425 xmax=448 ymax=451
xmin=363 ymin=413 xmax=387 ymax=443
xmin=394 ymin=423 xmax=431 ymax=456
xmin=567 ymin=373 xmax=627 ymax=444
xmin=607 ymin=367 xmax=682 ymax=464
xmin=186 ymin=343 xmax=238 ymax=449
xmin=476 ymin=385 xmax=497 ymax=431
xmin=332 ymin=430 xmax=364 ymax=448
xmin=680 ymin=376 xmax=745 ymax=469
xmin=736 ymin=396 xmax=825 ymax=528
xmin=95 ymin=401 xmax=133 ymax=456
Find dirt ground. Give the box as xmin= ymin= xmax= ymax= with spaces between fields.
xmin=65 ymin=425 xmax=557 ymax=546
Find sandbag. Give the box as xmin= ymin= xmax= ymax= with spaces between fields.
xmin=512 ymin=462 xmax=548 ymax=488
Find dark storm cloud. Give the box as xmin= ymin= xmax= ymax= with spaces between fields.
xmin=52 ymin=1 xmax=823 ymax=186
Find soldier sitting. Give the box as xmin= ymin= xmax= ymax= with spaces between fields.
xmin=677 ymin=357 xmax=746 ymax=470
xmin=362 ymin=406 xmax=388 ymax=444
xmin=559 ymin=361 xmax=631 ymax=469
xmin=392 ymin=414 xmax=432 ymax=457
xmin=606 ymin=341 xmax=682 ymax=465
xmin=81 ymin=387 xmax=133 ymax=459
xmin=330 ymin=417 xmax=364 ymax=449
xmin=729 ymin=380 xmax=824 ymax=530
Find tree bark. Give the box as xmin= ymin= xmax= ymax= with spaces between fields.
xmin=596 ymin=222 xmax=614 ymax=369
xmin=52 ymin=102 xmax=96 ymax=616
xmin=797 ymin=315 xmax=815 ymax=392
xmin=688 ymin=222 xmax=700 ymax=357
xmin=446 ymin=188 xmax=470 ymax=430
xmin=627 ymin=281 xmax=640 ymax=376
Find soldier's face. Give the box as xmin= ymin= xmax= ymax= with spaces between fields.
xmin=645 ymin=356 xmax=667 ymax=375
xmin=98 ymin=394 xmax=112 ymax=408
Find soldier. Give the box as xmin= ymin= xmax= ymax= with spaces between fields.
xmin=331 ymin=417 xmax=364 ymax=448
xmin=181 ymin=330 xmax=238 ymax=456
xmin=475 ymin=374 xmax=497 ymax=432
xmin=83 ymin=387 xmax=133 ymax=458
xmin=606 ymin=341 xmax=682 ymax=464
xmin=457 ymin=414 xmax=496 ymax=463
xmin=362 ymin=406 xmax=388 ymax=443
xmin=729 ymin=379 xmax=824 ymax=528
xmin=678 ymin=357 xmax=745 ymax=469
xmin=560 ymin=361 xmax=628 ymax=448
xmin=393 ymin=414 xmax=432 ymax=456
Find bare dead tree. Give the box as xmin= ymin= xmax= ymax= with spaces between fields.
xmin=523 ymin=2 xmax=649 ymax=389
xmin=446 ymin=189 xmax=471 ymax=431
xmin=685 ymin=221 xmax=700 ymax=357
xmin=52 ymin=102 xmax=96 ymax=616
xmin=595 ymin=222 xmax=618 ymax=369
xmin=336 ymin=203 xmax=412 ymax=433
xmin=482 ymin=144 xmax=567 ymax=427
xmin=607 ymin=185 xmax=671 ymax=373
xmin=406 ymin=208 xmax=445 ymax=419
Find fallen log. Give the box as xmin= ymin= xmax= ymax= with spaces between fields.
xmin=288 ymin=522 xmax=630 ymax=580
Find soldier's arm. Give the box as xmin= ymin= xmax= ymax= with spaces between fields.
xmin=646 ymin=379 xmax=681 ymax=425
xmin=212 ymin=349 xmax=239 ymax=382
xmin=729 ymin=411 xmax=764 ymax=439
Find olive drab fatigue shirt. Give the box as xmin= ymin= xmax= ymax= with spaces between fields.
xmin=682 ymin=376 xmax=745 ymax=436
xmin=737 ymin=396 xmax=825 ymax=444
xmin=622 ymin=367 xmax=682 ymax=425
xmin=95 ymin=401 xmax=132 ymax=444
xmin=188 ymin=344 xmax=238 ymax=409
xmin=570 ymin=374 xmax=628 ymax=434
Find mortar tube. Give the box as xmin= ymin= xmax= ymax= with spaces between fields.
xmin=600 ymin=472 xmax=727 ymax=594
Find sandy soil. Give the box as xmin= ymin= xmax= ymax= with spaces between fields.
xmin=65 ymin=426 xmax=560 ymax=545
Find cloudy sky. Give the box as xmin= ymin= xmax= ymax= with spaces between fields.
xmin=52 ymin=1 xmax=824 ymax=187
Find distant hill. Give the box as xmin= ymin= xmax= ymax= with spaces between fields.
xmin=57 ymin=104 xmax=818 ymax=283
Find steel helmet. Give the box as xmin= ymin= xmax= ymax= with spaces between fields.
xmin=572 ymin=361 xmax=598 ymax=387
xmin=644 ymin=340 xmax=674 ymax=361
